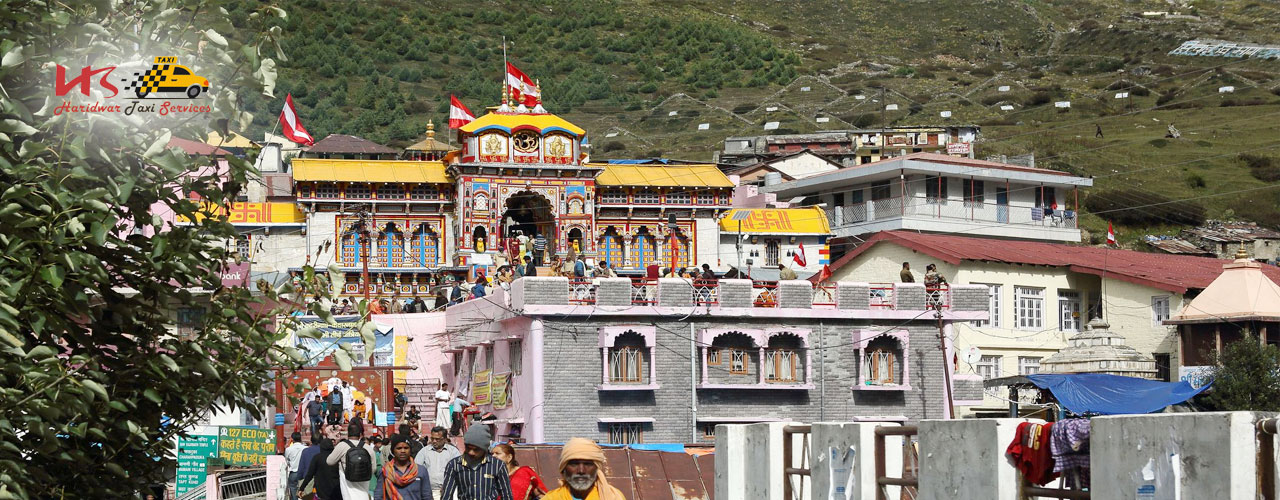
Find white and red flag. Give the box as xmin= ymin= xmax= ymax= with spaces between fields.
xmin=793 ymin=242 xmax=807 ymax=267
xmin=278 ymin=94 xmax=315 ymax=146
xmin=449 ymin=94 xmax=476 ymax=129
xmin=505 ymin=62 xmax=539 ymax=106
xmin=1107 ymin=222 xmax=1116 ymax=246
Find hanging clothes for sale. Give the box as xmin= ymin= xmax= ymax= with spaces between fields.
xmin=1050 ymin=418 xmax=1091 ymax=489
xmin=1006 ymin=421 xmax=1057 ymax=486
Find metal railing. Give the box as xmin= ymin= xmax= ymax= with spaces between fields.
xmin=812 ymin=283 xmax=837 ymax=307
xmin=693 ymin=279 xmax=719 ymax=305
xmin=568 ymin=279 xmax=596 ymax=304
xmin=875 ymin=425 xmax=918 ymax=500
xmin=752 ymin=280 xmax=779 ymax=308
xmin=869 ymin=284 xmax=895 ymax=308
xmin=826 ymin=196 xmax=1078 ymax=230
xmin=630 ymin=278 xmax=658 ymax=305
xmin=926 ymin=285 xmax=951 ymax=309
xmin=782 ymin=424 xmax=811 ymax=500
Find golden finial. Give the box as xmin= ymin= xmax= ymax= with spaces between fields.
xmin=426 ymin=120 xmax=435 ymax=140
xmin=501 ymin=83 xmax=509 ymax=106
xmin=535 ymin=79 xmax=542 ymax=105
xmin=1236 ymin=242 xmax=1250 ymax=260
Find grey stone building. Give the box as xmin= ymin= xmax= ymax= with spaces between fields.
xmin=443 ymin=277 xmax=988 ymax=445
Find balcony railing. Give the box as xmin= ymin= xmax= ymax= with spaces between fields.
xmin=694 ymin=279 xmax=719 ymax=305
xmin=869 ymin=283 xmax=895 ymax=308
xmin=752 ymin=280 xmax=779 ymax=308
xmin=826 ymin=196 xmax=1077 ymax=230
xmin=630 ymin=278 xmax=658 ymax=305
xmin=569 ymin=278 xmax=596 ymax=304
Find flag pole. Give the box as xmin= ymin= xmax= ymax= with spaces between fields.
xmin=502 ymin=36 xmax=508 ymax=106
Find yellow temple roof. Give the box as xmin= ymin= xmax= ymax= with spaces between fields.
xmin=292 ymin=158 xmax=450 ymax=184
xmin=206 ymin=131 xmax=256 ymax=148
xmin=459 ymin=112 xmax=586 ymax=137
xmin=718 ymin=207 xmax=832 ymax=235
xmin=595 ymin=164 xmax=734 ymax=188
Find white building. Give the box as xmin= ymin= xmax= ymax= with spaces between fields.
xmin=816 ymin=230 xmax=1280 ymax=414
xmin=760 ymin=152 xmax=1093 ymax=243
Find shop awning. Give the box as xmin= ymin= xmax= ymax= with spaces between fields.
xmin=596 ymin=164 xmax=734 ymax=188
xmin=1026 ymin=373 xmax=1211 ymax=415
xmin=292 ymin=159 xmax=450 ymax=184
xmin=718 ymin=207 xmax=831 ymax=235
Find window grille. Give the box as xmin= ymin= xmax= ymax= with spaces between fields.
xmin=608 ymin=423 xmax=643 ymax=444
xmin=609 ymin=347 xmax=643 ymax=383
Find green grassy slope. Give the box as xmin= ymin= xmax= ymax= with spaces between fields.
xmin=229 ymin=0 xmax=1280 ymax=237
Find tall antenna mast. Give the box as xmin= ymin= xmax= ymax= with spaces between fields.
xmin=501 ymin=36 xmax=509 ymax=106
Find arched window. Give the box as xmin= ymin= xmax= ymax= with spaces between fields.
xmin=632 ymin=227 xmax=657 ymax=267
xmin=599 ymin=227 xmax=625 ymax=268
xmin=378 ymin=225 xmax=404 ymax=267
xmin=413 ymin=224 xmax=438 ymax=267
xmin=764 ymin=334 xmax=804 ymax=383
xmin=863 ymin=336 xmax=903 ymax=386
xmin=707 ymin=332 xmax=758 ymax=382
xmin=598 ymin=326 xmax=656 ymax=388
xmin=340 ymin=227 xmax=363 ymax=267
xmin=609 ymin=331 xmax=648 ymax=384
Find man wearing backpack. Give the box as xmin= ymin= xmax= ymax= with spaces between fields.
xmin=325 ymin=422 xmax=376 ymax=500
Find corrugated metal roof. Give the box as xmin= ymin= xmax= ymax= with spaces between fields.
xmin=1147 ymin=238 xmax=1214 ymax=256
xmin=822 ymin=230 xmax=1280 ymax=293
xmin=596 ymin=164 xmax=734 ymax=188
xmin=306 ymin=134 xmax=398 ymax=154
xmin=291 ymin=158 xmax=449 ymax=184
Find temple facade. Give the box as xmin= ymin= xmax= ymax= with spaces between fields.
xmin=288 ymin=99 xmax=783 ymax=300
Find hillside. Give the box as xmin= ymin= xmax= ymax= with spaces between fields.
xmin=227 ymin=0 xmax=1280 ymax=239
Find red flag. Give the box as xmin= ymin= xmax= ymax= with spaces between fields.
xmin=1107 ymin=222 xmax=1116 ymax=246
xmin=793 ymin=242 xmax=807 ymax=267
xmin=278 ymin=94 xmax=314 ymax=146
xmin=505 ymin=62 xmax=539 ymax=106
xmin=817 ymin=264 xmax=832 ymax=284
xmin=449 ymin=94 xmax=476 ymax=129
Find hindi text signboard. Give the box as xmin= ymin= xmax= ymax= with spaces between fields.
xmin=217 ymin=427 xmax=276 ymax=466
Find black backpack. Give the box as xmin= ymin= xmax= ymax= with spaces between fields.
xmin=343 ymin=439 xmax=372 ymax=481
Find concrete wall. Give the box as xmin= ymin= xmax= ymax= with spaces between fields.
xmin=918 ymin=418 xmax=1031 ymax=500
xmin=251 ymin=228 xmax=308 ymax=274
xmin=1091 ymin=412 xmax=1274 ymax=500
xmin=809 ymin=422 xmax=902 ymax=500
xmin=1102 ymin=277 xmax=1182 ymax=373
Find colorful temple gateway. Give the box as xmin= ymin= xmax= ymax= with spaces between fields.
xmin=281 ymin=96 xmax=824 ymax=299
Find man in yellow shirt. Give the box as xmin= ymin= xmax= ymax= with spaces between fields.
xmin=541 ymin=438 xmax=624 ymax=500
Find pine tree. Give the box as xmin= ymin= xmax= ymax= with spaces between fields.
xmin=1203 ymin=333 xmax=1280 ymax=412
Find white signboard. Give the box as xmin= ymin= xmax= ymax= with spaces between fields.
xmin=766 ymin=106 xmax=778 ymax=112
xmin=1218 ymin=86 xmax=1235 ymax=93
xmin=855 ymin=95 xmax=866 ymax=100
xmin=1179 ymin=366 xmax=1212 ymax=389
xmin=763 ymin=121 xmax=780 ymax=130
xmin=1055 ymin=101 xmax=1071 ymax=108
xmin=668 ymin=110 xmax=678 ymax=116
xmin=885 ymin=104 xmax=898 ymax=111
xmin=1115 ymin=92 xmax=1130 ymax=99
xmin=998 ymin=85 xmax=1011 ymax=92
xmin=1000 ymin=105 xmax=1015 ymax=111
xmin=697 ymin=123 xmax=710 ymax=130
xmin=946 ymin=142 xmax=972 ymax=155
xmin=816 ymin=117 xmax=830 ymax=123
xmin=801 ymin=86 xmax=811 ymax=92
xmin=940 ymin=111 xmax=952 ymax=118
xmin=605 ymin=132 xmax=618 ymax=138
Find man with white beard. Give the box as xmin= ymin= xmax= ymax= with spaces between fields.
xmin=541 ymin=438 xmax=625 ymax=500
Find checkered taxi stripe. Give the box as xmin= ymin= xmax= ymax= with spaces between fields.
xmin=123 ymin=64 xmax=169 ymax=94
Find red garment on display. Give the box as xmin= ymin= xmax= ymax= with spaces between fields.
xmin=1006 ymin=422 xmax=1058 ymax=486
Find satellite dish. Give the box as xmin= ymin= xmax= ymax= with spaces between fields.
xmin=963 ymin=346 xmax=983 ymax=365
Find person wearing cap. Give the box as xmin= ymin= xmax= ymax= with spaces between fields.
xmin=374 ymin=434 xmax=433 ymax=500
xmin=542 ymin=438 xmax=624 ymax=500
xmin=440 ymin=425 xmax=512 ymax=500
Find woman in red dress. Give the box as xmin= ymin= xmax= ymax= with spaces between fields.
xmin=492 ymin=443 xmax=549 ymax=500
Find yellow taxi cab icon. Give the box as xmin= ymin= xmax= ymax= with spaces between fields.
xmin=134 ymin=57 xmax=210 ymax=99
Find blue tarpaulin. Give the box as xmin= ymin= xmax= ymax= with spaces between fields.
xmin=1026 ymin=373 xmax=1211 ymax=415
